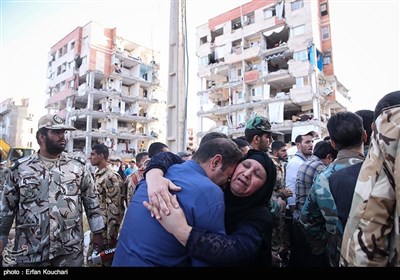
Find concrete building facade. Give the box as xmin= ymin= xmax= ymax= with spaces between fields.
xmin=195 ymin=0 xmax=350 ymax=143
xmin=0 ymin=98 xmax=37 ymax=150
xmin=45 ymin=21 xmax=165 ymax=160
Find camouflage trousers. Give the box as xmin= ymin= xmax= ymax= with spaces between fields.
xmin=3 ymin=251 xmax=84 ymax=267
xmin=271 ymin=213 xmax=291 ymax=254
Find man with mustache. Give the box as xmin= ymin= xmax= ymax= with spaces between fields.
xmin=0 ymin=114 xmax=104 ymax=267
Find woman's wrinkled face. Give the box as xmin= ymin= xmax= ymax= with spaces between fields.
xmin=230 ymin=159 xmax=267 ymax=197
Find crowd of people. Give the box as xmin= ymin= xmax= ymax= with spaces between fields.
xmin=0 ymin=90 xmax=399 ymax=267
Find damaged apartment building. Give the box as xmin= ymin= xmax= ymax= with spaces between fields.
xmin=46 ymin=21 xmax=165 ymax=160
xmin=196 ymin=0 xmax=351 ymax=142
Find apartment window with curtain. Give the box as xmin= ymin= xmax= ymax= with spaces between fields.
xmin=263 ymin=8 xmax=276 ymax=19
xmin=322 ymin=26 xmax=330 ymax=40
xmin=323 ymin=52 xmax=332 ymax=65
xmin=321 ymin=2 xmax=328 ymax=16
xmin=294 ymin=50 xmax=308 ymax=61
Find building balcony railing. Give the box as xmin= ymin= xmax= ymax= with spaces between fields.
xmin=70 ymin=108 xmax=157 ymax=124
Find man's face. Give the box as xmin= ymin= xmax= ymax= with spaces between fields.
xmin=258 ymin=133 xmax=272 ymax=152
xmin=44 ymin=129 xmax=67 ymax=155
xmin=212 ymin=164 xmax=237 ymax=187
xmin=298 ymin=135 xmax=314 ymax=156
xmin=89 ymin=151 xmax=102 ymax=167
xmin=278 ymin=146 xmax=288 ymax=161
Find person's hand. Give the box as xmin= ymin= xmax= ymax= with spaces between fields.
xmin=271 ymin=252 xmax=282 ymax=267
xmin=143 ymin=193 xmax=191 ymax=246
xmin=146 ymin=169 xmax=181 ymax=216
xmin=92 ymin=232 xmax=104 ymax=251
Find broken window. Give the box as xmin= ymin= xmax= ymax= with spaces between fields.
xmin=264 ymin=25 xmax=289 ymax=49
xmin=214 ymin=46 xmax=225 ymax=60
xmin=210 ymin=28 xmax=223 ymax=43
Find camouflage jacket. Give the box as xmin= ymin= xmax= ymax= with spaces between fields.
xmin=299 ymin=149 xmax=365 ymax=266
xmin=268 ymin=155 xmax=287 ymax=223
xmin=125 ymin=167 xmax=145 ymax=205
xmin=0 ymin=152 xmax=104 ymax=265
xmin=269 ymin=155 xmax=286 ymax=193
xmin=94 ymin=165 xmax=123 ymax=240
xmin=340 ymin=106 xmax=400 ymax=267
xmin=0 ymin=166 xmax=9 ymax=191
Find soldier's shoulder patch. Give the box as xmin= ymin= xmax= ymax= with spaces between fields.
xmin=113 ymin=170 xmax=122 ymax=179
xmin=72 ymin=156 xmax=86 ymax=165
xmin=10 ymin=157 xmax=30 ymax=171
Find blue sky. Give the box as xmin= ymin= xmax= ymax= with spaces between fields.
xmin=1 ymin=0 xmax=399 ymax=130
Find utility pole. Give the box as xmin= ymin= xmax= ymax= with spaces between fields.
xmin=167 ymin=0 xmax=187 ymax=153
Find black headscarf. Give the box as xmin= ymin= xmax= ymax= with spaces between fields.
xmin=224 ymin=149 xmax=277 ymax=265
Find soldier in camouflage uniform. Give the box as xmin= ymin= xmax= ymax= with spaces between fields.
xmin=269 ymin=141 xmax=292 ymax=265
xmin=299 ymin=111 xmax=366 ymax=267
xmin=0 ymin=114 xmax=104 ymax=267
xmin=245 ymin=116 xmax=279 ymax=153
xmin=125 ymin=152 xmax=149 ymax=205
xmin=89 ymin=144 xmax=124 ymax=255
xmin=341 ymin=91 xmax=400 ymax=267
xmin=0 ymin=161 xmax=8 ymax=191
xmin=245 ymin=116 xmax=290 ymax=265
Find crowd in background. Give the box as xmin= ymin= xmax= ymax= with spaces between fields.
xmin=0 ymin=90 xmax=399 ymax=267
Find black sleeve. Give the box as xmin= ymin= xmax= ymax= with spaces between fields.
xmin=144 ymin=152 xmax=184 ymax=176
xmin=187 ymin=224 xmax=263 ymax=265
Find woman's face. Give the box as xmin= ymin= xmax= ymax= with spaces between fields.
xmin=229 ymin=159 xmax=267 ymax=197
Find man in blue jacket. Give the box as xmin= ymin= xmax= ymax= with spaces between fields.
xmin=113 ymin=138 xmax=242 ymax=266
